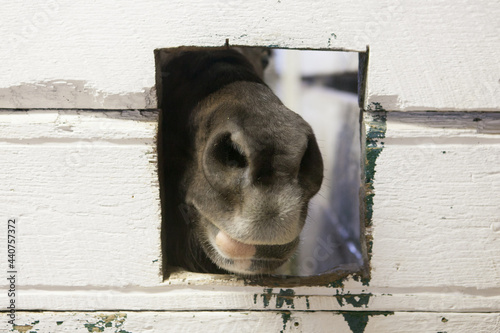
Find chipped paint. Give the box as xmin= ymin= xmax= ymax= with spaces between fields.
xmin=261 ymin=288 xmax=273 ymax=307
xmin=257 ymin=287 xmax=375 ymax=315
xmin=84 ymin=313 xmax=130 ymax=333
xmin=12 ymin=325 xmax=33 ymax=333
xmin=259 ymin=288 xmax=309 ymax=309
xmin=335 ymin=293 xmax=372 ymax=308
xmin=276 ymin=289 xmax=296 ymax=309
xmin=0 ymin=80 xmax=156 ymax=109
xmin=326 ymin=278 xmax=344 ymax=289
xmin=342 ymin=312 xmax=369 ymax=333
xmin=280 ymin=311 xmax=292 ymax=333
xmin=84 ymin=322 xmax=104 ymax=333
xmin=327 ymin=33 xmax=338 ymax=47
xmin=341 ymin=311 xmax=394 ymax=333
xmin=364 ymin=107 xmax=387 ymax=272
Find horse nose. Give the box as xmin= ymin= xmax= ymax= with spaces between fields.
xmin=203 ymin=128 xmax=323 ymax=198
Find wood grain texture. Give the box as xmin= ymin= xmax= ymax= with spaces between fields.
xmin=0 ymin=110 xmax=161 ymax=287
xmin=8 ymin=286 xmax=500 ymax=312
xmin=368 ymin=111 xmax=500 ymax=290
xmin=1 ymin=1 xmax=499 ymax=110
xmin=1 ymin=311 xmax=499 ymax=333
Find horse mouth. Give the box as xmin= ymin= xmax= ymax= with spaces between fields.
xmin=199 ymin=219 xmax=300 ymax=274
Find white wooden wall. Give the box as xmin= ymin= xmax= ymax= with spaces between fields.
xmin=1 ymin=1 xmax=499 ymax=332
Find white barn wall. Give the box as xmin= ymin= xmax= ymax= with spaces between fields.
xmin=0 ymin=111 xmax=161 ymax=287
xmin=1 ymin=1 xmax=500 ymax=332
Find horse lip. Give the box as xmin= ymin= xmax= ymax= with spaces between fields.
xmin=201 ymin=222 xmax=295 ymax=274
xmin=204 ymin=217 xmax=299 ymax=248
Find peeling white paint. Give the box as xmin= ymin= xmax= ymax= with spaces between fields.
xmin=1 ymin=1 xmax=499 ymax=110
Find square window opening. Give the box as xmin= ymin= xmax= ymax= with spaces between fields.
xmin=155 ymin=46 xmax=369 ymax=286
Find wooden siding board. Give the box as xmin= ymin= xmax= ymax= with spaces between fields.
xmin=1 ymin=311 xmax=499 ymax=333
xmin=1 ymin=1 xmax=498 ymax=110
xmin=0 ymin=110 xmax=162 ymax=287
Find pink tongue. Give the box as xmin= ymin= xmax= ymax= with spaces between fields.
xmin=215 ymin=230 xmax=256 ymax=259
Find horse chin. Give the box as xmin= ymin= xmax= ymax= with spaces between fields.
xmin=196 ymin=216 xmax=300 ymax=275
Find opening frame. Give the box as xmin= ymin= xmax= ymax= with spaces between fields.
xmin=155 ymin=45 xmax=371 ymax=287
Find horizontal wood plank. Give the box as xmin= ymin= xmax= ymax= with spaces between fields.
xmin=2 ymin=311 xmax=499 ymax=333
xmin=1 ymin=1 xmax=499 ymax=110
xmin=2 ymin=286 xmax=498 ymax=313
xmin=367 ymin=111 xmax=500 ymax=290
xmin=0 ymin=110 xmax=162 ymax=287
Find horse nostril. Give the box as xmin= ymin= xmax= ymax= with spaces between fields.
xmin=212 ymin=133 xmax=248 ymax=169
xmin=298 ymin=134 xmax=324 ymax=194
xmin=202 ymin=132 xmax=248 ymax=194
